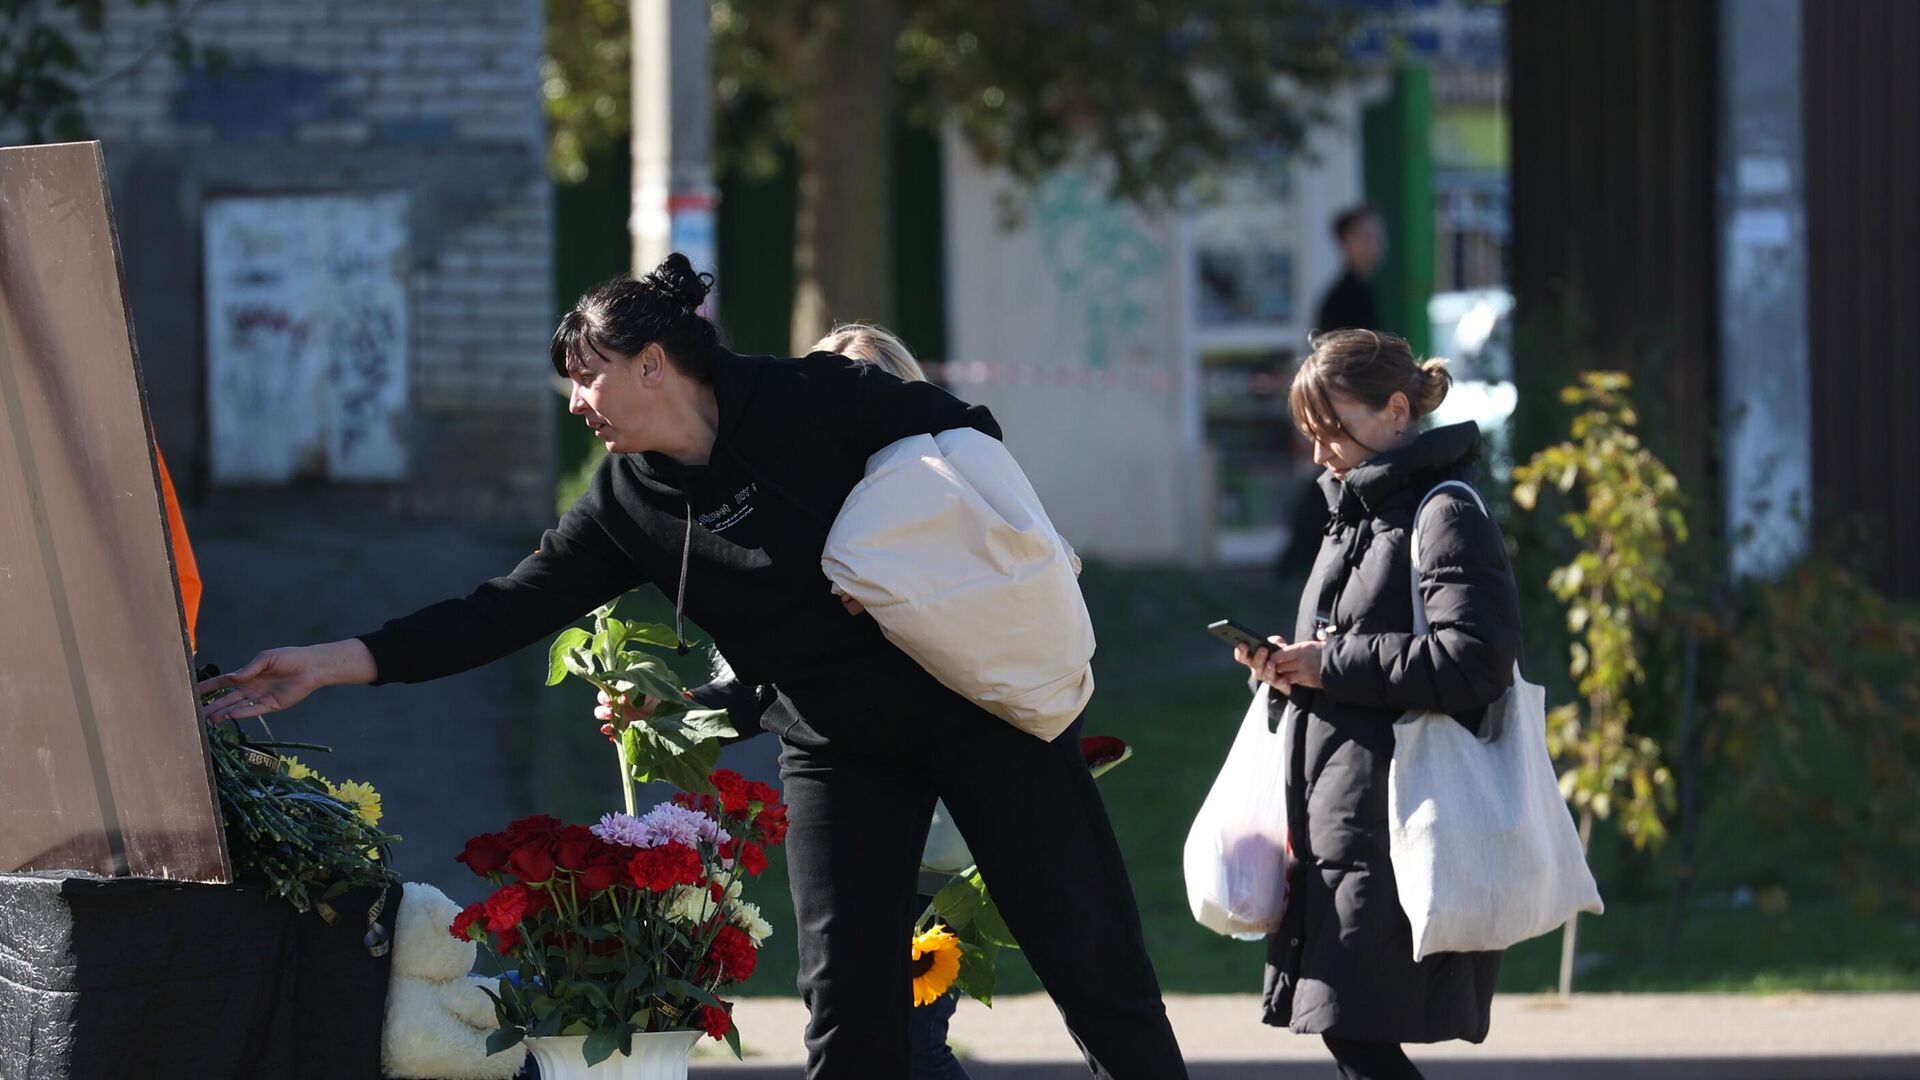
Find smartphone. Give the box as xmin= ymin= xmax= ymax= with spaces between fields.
xmin=1207 ymin=619 xmax=1280 ymax=652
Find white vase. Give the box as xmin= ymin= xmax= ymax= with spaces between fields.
xmin=523 ymin=1030 xmax=702 ymax=1080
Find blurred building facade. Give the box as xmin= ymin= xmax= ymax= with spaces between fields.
xmin=938 ymin=0 xmax=1507 ymax=567
xmin=48 ymin=0 xmax=554 ymax=525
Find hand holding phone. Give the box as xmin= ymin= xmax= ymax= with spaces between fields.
xmin=1207 ymin=619 xmax=1282 ymax=652
xmin=1209 ymin=620 xmax=1292 ymax=692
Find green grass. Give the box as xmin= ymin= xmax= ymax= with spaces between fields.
xmin=512 ymin=564 xmax=1920 ymax=998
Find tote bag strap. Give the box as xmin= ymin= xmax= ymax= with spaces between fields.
xmin=1408 ymin=479 xmax=1490 ymax=636
xmin=1408 ymin=479 xmax=1504 ymax=741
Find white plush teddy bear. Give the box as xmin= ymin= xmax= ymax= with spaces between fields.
xmin=382 ymin=881 xmax=527 ymax=1080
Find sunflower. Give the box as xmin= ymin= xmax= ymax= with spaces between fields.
xmin=910 ymin=924 xmax=963 ymax=1006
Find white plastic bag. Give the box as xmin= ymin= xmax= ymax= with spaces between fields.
xmin=1388 ymin=480 xmax=1604 ymax=960
xmin=1183 ymin=685 xmax=1293 ymax=938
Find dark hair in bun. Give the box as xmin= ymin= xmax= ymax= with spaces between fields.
xmin=550 ymin=252 xmax=720 ymax=381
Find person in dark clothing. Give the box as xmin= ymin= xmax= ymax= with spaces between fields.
xmin=1314 ymin=205 xmax=1385 ymax=336
xmin=200 ymin=254 xmax=1188 ymax=1080
xmin=1276 ymin=207 xmax=1390 ymax=584
xmin=1230 ymin=329 xmax=1520 ymax=1080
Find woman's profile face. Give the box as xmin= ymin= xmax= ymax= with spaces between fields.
xmin=567 ymin=344 xmax=656 ymax=454
xmin=1310 ymin=390 xmax=1409 ymax=480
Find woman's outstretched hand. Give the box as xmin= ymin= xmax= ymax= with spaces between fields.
xmin=197 ymin=640 xmax=377 ymax=723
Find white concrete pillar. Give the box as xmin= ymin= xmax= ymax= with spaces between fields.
xmin=1718 ymin=0 xmax=1812 ymax=578
xmin=630 ymin=0 xmax=718 ymax=296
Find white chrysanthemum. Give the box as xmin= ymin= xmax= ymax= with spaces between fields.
xmin=664 ymin=885 xmax=720 ymax=926
xmin=728 ymin=900 xmax=772 ymax=946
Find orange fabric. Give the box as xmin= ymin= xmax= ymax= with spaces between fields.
xmin=154 ymin=447 xmax=201 ymax=650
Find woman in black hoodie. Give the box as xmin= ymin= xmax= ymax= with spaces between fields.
xmin=1232 ymin=330 xmax=1521 ymax=1080
xmin=201 ymin=255 xmax=1188 ymax=1080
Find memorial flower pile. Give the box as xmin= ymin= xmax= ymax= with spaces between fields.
xmin=451 ymin=769 xmax=788 ymax=1064
xmin=199 ymin=701 xmax=399 ymax=914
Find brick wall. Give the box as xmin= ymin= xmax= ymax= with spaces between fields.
xmin=55 ymin=0 xmax=555 ymax=525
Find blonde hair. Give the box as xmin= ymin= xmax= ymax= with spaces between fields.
xmin=812 ymin=322 xmax=928 ymax=384
xmin=1288 ymin=329 xmax=1451 ymax=442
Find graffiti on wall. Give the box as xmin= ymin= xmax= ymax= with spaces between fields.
xmin=1030 ymin=170 xmax=1169 ymax=370
xmin=203 ymin=193 xmax=409 ymax=483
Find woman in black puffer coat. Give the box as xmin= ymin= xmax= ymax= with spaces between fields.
xmin=1233 ymin=329 xmax=1522 ymax=1080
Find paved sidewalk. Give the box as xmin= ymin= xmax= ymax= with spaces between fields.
xmin=688 ymin=992 xmax=1920 ymax=1078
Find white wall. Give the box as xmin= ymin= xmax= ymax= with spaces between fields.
xmin=942 ymin=90 xmax=1368 ymax=566
xmin=942 ymin=136 xmax=1193 ymax=563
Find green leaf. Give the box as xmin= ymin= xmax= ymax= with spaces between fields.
xmin=564 ymin=646 xmax=598 ymax=680
xmin=531 ymin=1007 xmax=567 ymax=1038
xmin=485 ymin=1027 xmax=525 ymax=1056
xmin=725 ymin=1023 xmax=744 ymax=1059
xmin=582 ymin=1024 xmax=622 ymax=1066
xmin=576 ymin=980 xmax=614 ymax=1014
xmin=952 ymin=940 xmax=999 ymax=1005
xmin=605 ymin=658 xmax=685 ymax=702
xmin=666 ymin=978 xmax=727 ymax=1011
xmin=548 ymin=628 xmax=593 ymax=685
xmin=602 ymin=617 xmax=629 ymax=665
xmin=931 ymin=872 xmax=987 ymax=928
xmin=624 ymin=622 xmax=683 ymax=648
xmin=620 ymin=965 xmax=663 ymax=995
xmin=971 ymin=895 xmax=1020 ymax=949
xmin=646 ymin=744 xmax=724 ymax=796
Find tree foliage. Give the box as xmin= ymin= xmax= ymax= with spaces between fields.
xmin=711 ymin=0 xmax=1353 ymax=201
xmin=542 ymin=0 xmax=630 ymax=183
xmin=0 ymin=0 xmax=218 ymax=142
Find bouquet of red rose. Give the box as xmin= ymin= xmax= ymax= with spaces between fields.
xmin=451 ymin=769 xmax=788 ymax=1065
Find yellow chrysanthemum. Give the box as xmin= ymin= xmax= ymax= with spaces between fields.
xmin=283 ymin=756 xmax=328 ymax=786
xmin=910 ymin=924 xmax=962 ymax=1006
xmin=327 ymin=780 xmax=382 ymax=826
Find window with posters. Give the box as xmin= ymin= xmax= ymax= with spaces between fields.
xmin=1187 ymin=158 xmax=1319 ymax=567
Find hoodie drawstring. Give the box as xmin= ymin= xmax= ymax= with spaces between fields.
xmin=675 ymin=499 xmax=692 ymax=655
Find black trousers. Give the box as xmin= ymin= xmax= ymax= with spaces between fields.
xmin=773 ymin=664 xmax=1188 ymax=1080
xmin=1323 ymin=1037 xmax=1424 ymax=1080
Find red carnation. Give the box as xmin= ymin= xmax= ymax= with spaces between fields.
xmin=738 ymin=842 xmax=769 ymax=877
xmin=495 ymin=924 xmax=522 ymax=953
xmin=455 ymin=833 xmax=512 ymax=877
xmin=698 ymin=1004 xmax=733 ymax=1041
xmin=502 ymin=814 xmax=563 ymax=845
xmin=483 ymin=883 xmax=532 ymax=932
xmin=710 ymin=770 xmax=750 ymax=816
xmin=553 ymin=825 xmax=600 ymax=871
xmin=627 ymin=843 xmax=703 ymax=892
xmin=578 ymin=852 xmax=624 ymax=893
xmin=705 ymin=923 xmax=758 ymax=983
xmin=744 ymin=780 xmax=779 ymax=808
xmin=507 ymin=844 xmax=556 ymax=885
xmin=449 ymin=901 xmax=487 ymax=942
xmin=754 ymin=803 xmax=790 ymax=846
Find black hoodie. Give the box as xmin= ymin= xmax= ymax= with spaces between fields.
xmin=356 ymin=349 xmax=1000 ymax=707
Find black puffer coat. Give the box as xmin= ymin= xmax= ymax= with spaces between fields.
xmin=1261 ymin=421 xmax=1521 ymax=1044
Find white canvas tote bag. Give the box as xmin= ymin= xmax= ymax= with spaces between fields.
xmin=821 ymin=428 xmax=1094 ymax=741
xmin=1388 ymin=480 xmax=1604 ymax=960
